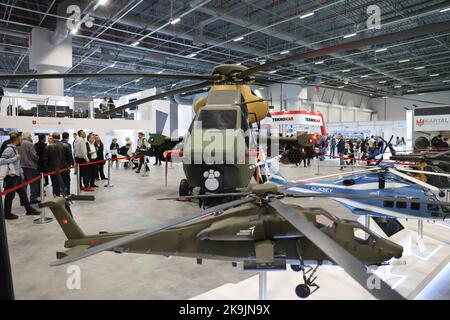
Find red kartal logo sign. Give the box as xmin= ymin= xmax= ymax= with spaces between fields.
xmin=416 ymin=119 xmax=425 ymax=127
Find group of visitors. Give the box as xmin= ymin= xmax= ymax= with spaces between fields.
xmin=74 ymin=130 xmax=107 ymax=191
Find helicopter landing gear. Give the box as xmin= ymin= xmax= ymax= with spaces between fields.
xmin=294 ymin=264 xmax=320 ymax=299
xmin=290 ymin=264 xmax=302 ymax=272
xmin=179 ymin=179 xmax=193 ymax=197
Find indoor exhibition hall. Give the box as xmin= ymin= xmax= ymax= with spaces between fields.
xmin=0 ymin=0 xmax=449 ymax=302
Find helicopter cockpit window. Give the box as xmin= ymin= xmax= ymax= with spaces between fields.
xmin=315 ymin=214 xmax=337 ymax=233
xmin=343 ymin=179 xmax=355 ymax=186
xmin=197 ymin=110 xmax=237 ymax=129
xmin=352 ymin=227 xmax=376 ymax=246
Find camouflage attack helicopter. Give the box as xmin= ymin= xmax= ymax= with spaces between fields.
xmin=42 ymin=183 xmax=408 ymax=299
xmin=3 ymin=21 xmax=450 ymax=204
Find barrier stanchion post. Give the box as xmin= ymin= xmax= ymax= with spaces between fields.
xmin=315 ymin=156 xmax=321 ymax=176
xmin=0 ymin=187 xmax=15 ymax=299
xmin=76 ymin=163 xmax=81 ymax=195
xmin=34 ymin=173 xmax=52 ymax=224
xmin=104 ymin=159 xmax=114 ymax=188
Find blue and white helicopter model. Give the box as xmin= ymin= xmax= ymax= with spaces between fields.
xmin=267 ymin=164 xmax=450 ymax=222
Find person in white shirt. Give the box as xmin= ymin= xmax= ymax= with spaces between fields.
xmin=86 ymin=133 xmax=98 ymax=188
xmin=73 ymin=129 xmax=92 ymax=191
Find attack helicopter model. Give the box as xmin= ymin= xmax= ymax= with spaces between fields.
xmin=388 ymin=143 xmax=450 ymax=189
xmin=41 ymin=184 xmax=406 ymax=299
xmin=3 ymin=20 xmax=450 ymax=205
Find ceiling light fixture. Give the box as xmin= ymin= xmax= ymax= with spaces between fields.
xmin=360 ymin=75 xmax=369 ymax=78
xmin=414 ymin=66 xmax=425 ymax=70
xmin=430 ymin=74 xmax=440 ymax=77
xmin=375 ymin=48 xmax=388 ymax=53
xmin=298 ymin=76 xmax=305 ymax=80
xmin=70 ymin=28 xmax=78 ymax=35
xmin=131 ymin=41 xmax=140 ymax=46
xmin=440 ymin=7 xmax=450 ymax=12
xmin=233 ymin=36 xmax=244 ymax=42
xmin=338 ymin=86 xmax=345 ymax=88
xmin=98 ymin=0 xmax=108 ymax=5
xmin=394 ymin=85 xmax=402 ymax=88
xmin=280 ymin=50 xmax=290 ymax=55
xmin=187 ymin=53 xmax=197 ymax=58
xmin=157 ymin=70 xmax=163 ymax=74
xmin=379 ymin=80 xmax=387 ymax=84
xmin=170 ymin=18 xmax=181 ymax=25
xmin=407 ymin=89 xmax=415 ymax=93
xmin=268 ymin=70 xmax=277 ymax=74
xmin=443 ymin=80 xmax=450 ymax=83
xmin=314 ymin=61 xmax=324 ymax=65
xmin=399 ymin=59 xmax=410 ymax=63
xmin=300 ymin=12 xmax=315 ymax=19
xmin=342 ymin=69 xmax=351 ymax=73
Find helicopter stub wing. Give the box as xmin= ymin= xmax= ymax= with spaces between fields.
xmin=268 ymin=200 xmax=405 ymax=300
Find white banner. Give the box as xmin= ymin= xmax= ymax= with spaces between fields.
xmin=271 ymin=113 xmax=323 ymax=126
xmin=414 ymin=114 xmax=450 ymax=131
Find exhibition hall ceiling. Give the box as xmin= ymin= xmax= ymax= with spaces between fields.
xmin=0 ymin=0 xmax=449 ymax=98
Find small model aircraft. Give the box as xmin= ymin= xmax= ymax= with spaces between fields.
xmin=42 ymin=184 xmax=408 ymax=300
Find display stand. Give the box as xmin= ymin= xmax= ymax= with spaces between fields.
xmin=258 ymin=271 xmax=267 ymax=300
xmin=315 ymin=159 xmax=321 ymax=176
xmin=416 ymin=220 xmax=426 ymax=253
xmin=33 ymin=173 xmax=53 ymax=224
xmin=104 ymin=159 xmax=114 ymax=188
xmin=0 ymin=187 xmax=15 ymax=299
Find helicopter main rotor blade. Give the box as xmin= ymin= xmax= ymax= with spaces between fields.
xmin=387 ymin=168 xmax=441 ymax=193
xmin=284 ymin=191 xmax=450 ymax=206
xmin=158 ymin=192 xmax=251 ymax=200
xmin=268 ymin=200 xmax=404 ymax=300
xmin=240 ymin=21 xmax=450 ymax=79
xmin=0 ymin=72 xmax=221 ymax=82
xmin=98 ymin=81 xmax=210 ymax=118
xmin=50 ymin=196 xmax=256 ymax=266
xmin=394 ymin=167 xmax=450 ymax=178
xmin=276 ymin=167 xmax=382 ymax=190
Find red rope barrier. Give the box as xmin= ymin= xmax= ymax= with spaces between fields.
xmin=0 ymin=154 xmax=145 ymax=196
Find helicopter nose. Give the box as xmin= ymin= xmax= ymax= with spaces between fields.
xmin=387 ymin=241 xmax=403 ymax=259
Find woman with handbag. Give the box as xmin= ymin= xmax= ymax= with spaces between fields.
xmin=0 ymin=132 xmax=40 ymax=219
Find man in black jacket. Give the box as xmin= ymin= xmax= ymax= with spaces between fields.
xmin=43 ymin=133 xmax=73 ymax=196
xmin=337 ymin=135 xmax=346 ymax=170
xmin=61 ymin=132 xmax=75 ymax=194
xmin=34 ymin=133 xmax=48 ymax=186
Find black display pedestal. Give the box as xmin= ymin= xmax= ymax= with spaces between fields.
xmin=0 ymin=188 xmax=15 ymax=299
